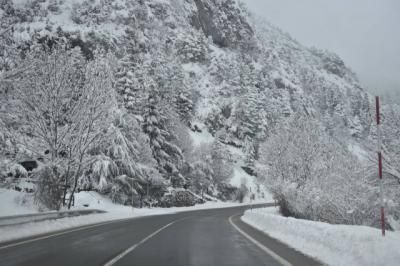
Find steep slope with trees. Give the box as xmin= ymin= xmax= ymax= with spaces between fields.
xmin=0 ymin=0 xmax=398 ymax=225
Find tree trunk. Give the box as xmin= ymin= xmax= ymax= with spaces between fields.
xmin=63 ymin=150 xmax=73 ymax=206
xmin=62 ymin=178 xmax=67 ymax=206
xmin=68 ymin=172 xmax=79 ymax=209
xmin=68 ymin=155 xmax=83 ymax=209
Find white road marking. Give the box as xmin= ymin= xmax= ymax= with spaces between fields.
xmin=0 ymin=218 xmax=134 ymax=250
xmin=103 ymin=221 xmax=176 ymax=266
xmin=229 ymin=214 xmax=293 ymax=266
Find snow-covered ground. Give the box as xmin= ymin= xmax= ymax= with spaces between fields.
xmin=347 ymin=142 xmax=370 ymax=162
xmin=187 ymin=122 xmax=272 ymax=202
xmin=227 ymin=145 xmax=272 ymax=202
xmin=0 ymin=188 xmax=39 ymax=216
xmin=0 ymin=190 xmax=270 ymax=243
xmin=242 ymin=207 xmax=400 ymax=266
xmin=188 ymin=121 xmax=215 ymax=147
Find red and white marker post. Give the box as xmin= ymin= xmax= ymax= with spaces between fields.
xmin=376 ymin=96 xmax=385 ymax=236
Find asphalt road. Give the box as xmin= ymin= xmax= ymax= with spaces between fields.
xmin=0 ymin=204 xmax=321 ymax=266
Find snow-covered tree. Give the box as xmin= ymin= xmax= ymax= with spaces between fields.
xmin=211 ymin=140 xmax=233 ymax=183
xmin=382 ymin=104 xmax=400 ymax=173
xmin=150 ymin=54 xmax=194 ymax=124
xmin=7 ymin=47 xmax=116 ymax=209
xmin=167 ymin=118 xmax=194 ymax=158
xmin=115 ymin=23 xmax=149 ymax=114
xmin=142 ymin=92 xmax=184 ymax=184
xmin=176 ymin=30 xmax=208 ymax=63
xmin=85 ymin=109 xmax=164 ymax=206
xmin=258 ymin=115 xmax=374 ymax=225
xmin=188 ymin=144 xmax=214 ymax=198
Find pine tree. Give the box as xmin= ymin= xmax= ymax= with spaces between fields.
xmin=115 ymin=24 xmax=149 ymax=115
xmin=151 ymin=55 xmax=194 ymax=124
xmin=211 ymin=140 xmax=233 ymax=183
xmin=142 ymin=92 xmax=184 ymax=184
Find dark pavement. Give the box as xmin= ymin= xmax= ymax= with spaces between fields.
xmin=0 ymin=204 xmax=322 ymax=266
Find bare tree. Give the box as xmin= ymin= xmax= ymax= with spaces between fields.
xmin=8 ymin=47 xmax=116 ymax=209
xmin=65 ymin=53 xmax=117 ymax=208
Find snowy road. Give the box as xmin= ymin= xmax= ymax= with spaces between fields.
xmin=0 ymin=204 xmax=320 ymax=266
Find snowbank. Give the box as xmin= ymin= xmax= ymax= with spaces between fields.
xmin=0 ymin=191 xmax=270 ymax=243
xmin=0 ymin=188 xmax=39 ymax=216
xmin=0 ymin=209 xmax=105 ymax=227
xmin=242 ymin=207 xmax=400 ymax=266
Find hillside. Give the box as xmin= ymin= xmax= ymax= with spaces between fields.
xmin=0 ymin=0 xmax=399 ymax=226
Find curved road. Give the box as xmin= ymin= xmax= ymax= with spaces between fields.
xmin=0 ymin=205 xmax=321 ymax=266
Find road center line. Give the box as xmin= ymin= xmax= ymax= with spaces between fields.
xmin=103 ymin=221 xmax=176 ymax=266
xmin=229 ymin=214 xmax=293 ymax=266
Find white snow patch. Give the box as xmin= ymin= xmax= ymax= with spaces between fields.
xmin=0 ymin=188 xmax=38 ymax=216
xmin=229 ymin=166 xmax=272 ymax=202
xmin=182 ymin=63 xmax=203 ymax=75
xmin=348 ymin=143 xmax=369 ymax=162
xmin=230 ymin=166 xmax=251 ymax=187
xmin=242 ymin=207 xmax=400 ymax=266
xmin=188 ymin=122 xmax=214 ymax=147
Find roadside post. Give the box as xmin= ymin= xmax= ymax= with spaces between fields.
xmin=376 ymin=96 xmax=385 ymax=236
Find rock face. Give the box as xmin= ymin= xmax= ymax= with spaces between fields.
xmin=192 ymin=0 xmax=254 ymax=47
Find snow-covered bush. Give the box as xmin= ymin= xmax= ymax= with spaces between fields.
xmin=71 ymin=0 xmax=111 ymax=25
xmin=235 ymin=183 xmax=248 ymax=203
xmin=186 ymin=143 xmax=215 ymax=197
xmin=0 ymin=161 xmax=28 ymax=180
xmin=90 ymin=155 xmax=118 ymax=193
xmin=86 ymin=110 xmax=166 ymax=205
xmin=382 ymin=103 xmax=400 ymax=174
xmin=216 ymin=183 xmax=239 ymax=201
xmin=176 ymin=31 xmax=208 ymax=63
xmin=33 ymin=163 xmax=64 ymax=210
xmin=158 ymin=189 xmax=199 ymax=208
xmin=110 ymin=175 xmax=143 ymax=206
xmin=47 ymin=0 xmax=61 ymax=14
xmin=211 ymin=140 xmax=234 ymax=183
xmin=190 ymin=160 xmax=213 ymax=196
xmin=258 ymin=115 xmax=377 ymax=226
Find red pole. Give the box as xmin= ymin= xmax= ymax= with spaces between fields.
xmin=376 ymin=96 xmax=385 ymax=236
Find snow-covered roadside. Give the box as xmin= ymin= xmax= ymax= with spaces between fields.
xmin=242 ymin=207 xmax=400 ymax=266
xmin=0 ymin=190 xmax=270 ymax=244
xmin=0 ymin=188 xmax=39 ymax=216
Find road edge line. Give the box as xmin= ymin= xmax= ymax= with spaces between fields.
xmin=103 ymin=221 xmax=176 ymax=266
xmin=229 ymin=214 xmax=293 ymax=266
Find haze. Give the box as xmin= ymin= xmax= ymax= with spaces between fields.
xmin=244 ymin=0 xmax=400 ymax=95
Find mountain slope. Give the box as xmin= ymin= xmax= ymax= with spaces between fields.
xmin=1 ymin=0 xmax=397 ymax=214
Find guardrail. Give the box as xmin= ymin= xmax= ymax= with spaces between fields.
xmin=0 ymin=209 xmax=106 ymax=227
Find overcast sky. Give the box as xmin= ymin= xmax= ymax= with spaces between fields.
xmin=244 ymin=0 xmax=400 ymax=94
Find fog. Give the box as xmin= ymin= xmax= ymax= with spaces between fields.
xmin=244 ymin=0 xmax=400 ymax=95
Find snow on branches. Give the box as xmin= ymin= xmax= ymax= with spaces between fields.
xmin=6 ymin=46 xmax=116 ymax=209
xmin=258 ymin=115 xmax=376 ymax=226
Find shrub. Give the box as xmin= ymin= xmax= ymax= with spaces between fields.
xmin=33 ymin=164 xmax=64 ymax=210
xmin=259 ymin=116 xmax=380 ymax=226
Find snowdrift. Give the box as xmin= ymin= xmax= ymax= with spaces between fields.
xmin=242 ymin=207 xmax=400 ymax=266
